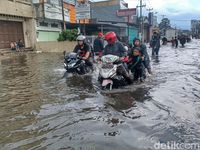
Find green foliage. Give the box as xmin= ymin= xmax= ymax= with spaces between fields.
xmin=57 ymin=29 xmax=78 ymax=41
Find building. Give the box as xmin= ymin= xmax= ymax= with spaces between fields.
xmin=191 ymin=20 xmax=200 ymax=39
xmin=33 ymin=0 xmax=70 ymax=42
xmin=90 ymin=0 xmax=138 ymax=43
xmin=0 ymin=0 xmax=36 ymax=49
xmin=63 ymin=0 xmax=77 ymax=23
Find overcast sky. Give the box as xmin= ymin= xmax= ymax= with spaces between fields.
xmin=124 ymin=0 xmax=200 ymax=29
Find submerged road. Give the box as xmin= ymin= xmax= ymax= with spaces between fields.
xmin=0 ymin=40 xmax=200 ymax=150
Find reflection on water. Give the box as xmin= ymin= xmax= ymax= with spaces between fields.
xmin=0 ymin=40 xmax=200 ymax=150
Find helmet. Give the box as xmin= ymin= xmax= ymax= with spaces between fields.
xmin=104 ymin=32 xmax=117 ymax=44
xmin=76 ymin=35 xmax=86 ymax=41
xmin=98 ymin=32 xmax=103 ymax=37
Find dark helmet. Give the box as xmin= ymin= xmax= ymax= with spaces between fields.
xmin=104 ymin=31 xmax=117 ymax=44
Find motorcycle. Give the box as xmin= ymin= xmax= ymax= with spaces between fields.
xmin=98 ymin=54 xmax=127 ymax=90
xmin=63 ymin=52 xmax=91 ymax=75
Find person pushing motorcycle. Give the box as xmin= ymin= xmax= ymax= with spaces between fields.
xmin=103 ymin=31 xmax=132 ymax=84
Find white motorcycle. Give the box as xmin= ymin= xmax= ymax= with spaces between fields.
xmin=98 ymin=54 xmax=127 ymax=90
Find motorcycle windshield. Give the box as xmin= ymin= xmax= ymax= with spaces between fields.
xmin=67 ymin=52 xmax=77 ymax=59
xmin=101 ymin=55 xmax=119 ymax=64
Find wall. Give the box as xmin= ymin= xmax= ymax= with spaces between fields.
xmin=35 ymin=41 xmax=77 ymax=52
xmin=128 ymin=27 xmax=138 ymax=44
xmin=91 ymin=3 xmax=124 ymax=23
xmin=0 ymin=1 xmax=33 ymax=18
xmin=23 ymin=18 xmax=37 ymax=48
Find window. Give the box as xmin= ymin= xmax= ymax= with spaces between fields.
xmin=39 ymin=22 xmax=48 ymax=27
xmin=51 ymin=23 xmax=58 ymax=28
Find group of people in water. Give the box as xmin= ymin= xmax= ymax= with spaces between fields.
xmin=162 ymin=35 xmax=191 ymax=48
xmin=70 ymin=30 xmax=192 ymax=85
xmin=72 ymin=31 xmax=158 ymax=84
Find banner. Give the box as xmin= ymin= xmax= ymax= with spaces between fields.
xmin=75 ymin=0 xmax=90 ymax=20
xmin=44 ymin=3 xmax=70 ymax=22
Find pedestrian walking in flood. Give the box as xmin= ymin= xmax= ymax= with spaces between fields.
xmin=150 ymin=32 xmax=160 ymax=57
xmin=174 ymin=36 xmax=179 ymax=48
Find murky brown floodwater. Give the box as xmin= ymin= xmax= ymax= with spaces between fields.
xmin=0 ymin=40 xmax=200 ymax=150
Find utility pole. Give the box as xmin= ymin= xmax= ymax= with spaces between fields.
xmin=61 ymin=0 xmax=66 ymax=31
xmin=137 ymin=0 xmax=146 ymax=42
xmin=127 ymin=15 xmax=130 ymax=43
xmin=146 ymin=8 xmax=153 ymax=43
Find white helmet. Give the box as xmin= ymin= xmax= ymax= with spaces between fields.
xmin=76 ymin=35 xmax=86 ymax=41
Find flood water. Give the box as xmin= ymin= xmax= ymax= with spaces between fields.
xmin=0 ymin=40 xmax=200 ymax=150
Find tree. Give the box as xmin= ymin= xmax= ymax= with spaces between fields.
xmin=57 ymin=29 xmax=78 ymax=41
xmin=159 ymin=18 xmax=171 ymax=30
xmin=159 ymin=18 xmax=171 ymax=36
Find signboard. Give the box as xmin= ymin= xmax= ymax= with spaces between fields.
xmin=75 ymin=0 xmax=90 ymax=20
xmin=44 ymin=3 xmax=70 ymax=22
xmin=116 ymin=8 xmax=137 ymax=17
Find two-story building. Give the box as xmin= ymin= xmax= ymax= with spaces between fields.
xmin=33 ymin=0 xmax=70 ymax=42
